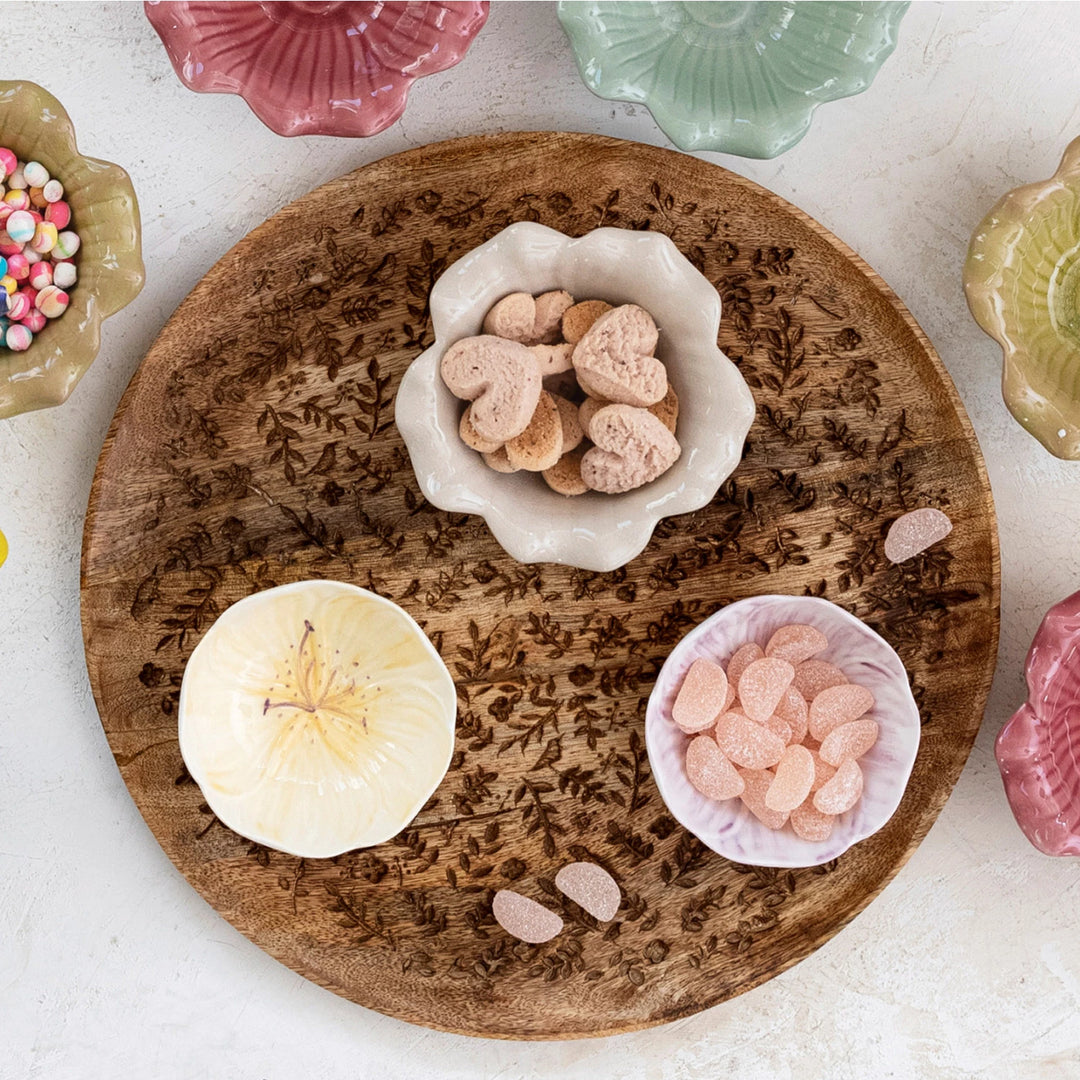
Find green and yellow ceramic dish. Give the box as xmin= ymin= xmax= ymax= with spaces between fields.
xmin=557 ymin=1 xmax=909 ymax=159
xmin=965 ymin=136 xmax=1080 ymax=459
xmin=0 ymin=81 xmax=144 ymax=420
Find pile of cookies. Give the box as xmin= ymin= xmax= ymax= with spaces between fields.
xmin=439 ymin=290 xmax=680 ymax=495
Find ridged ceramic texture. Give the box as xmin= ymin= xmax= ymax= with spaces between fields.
xmin=557 ymin=1 xmax=909 ymax=159
xmin=178 ymin=580 xmax=457 ymax=858
xmin=0 ymin=81 xmax=143 ymax=420
xmin=964 ymin=136 xmax=1080 ymax=459
xmin=646 ymin=595 xmax=921 ymax=868
xmin=145 ymin=1 xmax=489 ymax=138
xmin=996 ymin=589 xmax=1080 ymax=856
xmin=394 ymin=222 xmax=756 ymax=571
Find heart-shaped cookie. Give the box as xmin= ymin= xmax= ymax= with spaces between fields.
xmin=571 ymin=304 xmax=667 ymax=407
xmin=580 ymin=404 xmax=681 ymax=493
xmin=482 ymin=290 xmax=575 ymax=346
xmin=440 ymin=335 xmax=542 ymax=442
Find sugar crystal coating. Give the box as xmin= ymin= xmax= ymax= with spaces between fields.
xmin=790 ymin=799 xmax=836 ymax=841
xmin=765 ymin=623 xmax=829 ymax=664
xmin=672 ymin=657 xmax=729 ymax=733
xmin=774 ymin=685 xmax=808 ymax=744
xmin=792 ymin=659 xmax=848 ymax=701
xmin=760 ymin=712 xmax=793 ymax=745
xmin=765 ymin=744 xmax=815 ymax=812
xmin=813 ymin=758 xmax=864 ymax=815
xmin=738 ymin=768 xmax=789 ymax=829
xmin=554 ymin=861 xmax=621 ymax=922
xmin=819 ymin=718 xmax=879 ymax=766
xmin=884 ymin=507 xmax=952 ymax=564
xmin=492 ymin=890 xmax=564 ymax=943
xmin=715 ymin=710 xmax=785 ymax=769
xmin=808 ymin=683 xmax=875 ymax=742
xmin=685 ymin=735 xmax=745 ymax=800
xmin=737 ymin=657 xmax=795 ymax=723
xmin=808 ymin=748 xmax=837 ymax=792
xmin=726 ymin=642 xmax=764 ymax=689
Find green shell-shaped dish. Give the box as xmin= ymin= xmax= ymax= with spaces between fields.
xmin=557 ymin=1 xmax=909 ymax=159
xmin=0 ymin=81 xmax=144 ymax=420
xmin=964 ymin=136 xmax=1080 ymax=459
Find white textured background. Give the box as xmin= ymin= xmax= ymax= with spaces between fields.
xmin=2 ymin=3 xmax=1080 ymax=1077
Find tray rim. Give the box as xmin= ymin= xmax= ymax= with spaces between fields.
xmin=79 ymin=130 xmax=1002 ymax=1040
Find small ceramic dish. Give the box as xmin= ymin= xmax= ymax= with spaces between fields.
xmin=178 ymin=580 xmax=456 ymax=858
xmin=964 ymin=135 xmax=1080 ymax=459
xmin=557 ymin=1 xmax=909 ymax=159
xmin=145 ymin=1 xmax=489 ymax=138
xmin=645 ymin=594 xmax=920 ymax=868
xmin=394 ymin=222 xmax=755 ymax=572
xmin=0 ymin=81 xmax=144 ymax=420
xmin=996 ymin=589 xmax=1080 ymax=857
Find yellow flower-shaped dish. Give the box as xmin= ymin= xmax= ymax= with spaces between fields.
xmin=0 ymin=81 xmax=144 ymax=420
xmin=965 ymin=136 xmax=1080 ymax=458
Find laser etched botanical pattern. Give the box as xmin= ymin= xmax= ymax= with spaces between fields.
xmin=82 ymin=133 xmax=998 ymax=1039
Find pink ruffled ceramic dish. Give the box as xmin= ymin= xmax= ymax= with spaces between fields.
xmin=144 ymin=1 xmax=489 ymax=138
xmin=997 ymin=590 xmax=1080 ymax=856
xmin=646 ymin=595 xmax=921 ymax=869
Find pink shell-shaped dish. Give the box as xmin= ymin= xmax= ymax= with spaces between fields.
xmin=144 ymin=1 xmax=489 ymax=137
xmin=646 ymin=595 xmax=921 ymax=869
xmin=996 ymin=590 xmax=1080 ymax=856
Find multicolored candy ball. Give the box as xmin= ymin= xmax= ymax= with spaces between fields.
xmin=52 ymin=261 xmax=76 ymax=289
xmin=52 ymin=230 xmax=80 ymax=258
xmin=0 ymin=148 xmax=16 ymax=178
xmin=27 ymin=261 xmax=52 ymax=290
xmin=5 ymin=210 xmax=34 ymax=244
xmin=44 ymin=200 xmax=70 ymax=229
xmin=35 ymin=284 xmax=69 ymax=319
xmin=5 ymin=323 xmax=32 ymax=350
xmin=22 ymin=308 xmax=46 ymax=333
xmin=42 ymin=179 xmax=63 ymax=203
xmin=22 ymin=162 xmax=49 ymax=188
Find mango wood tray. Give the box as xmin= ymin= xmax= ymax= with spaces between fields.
xmin=81 ymin=132 xmax=999 ymax=1039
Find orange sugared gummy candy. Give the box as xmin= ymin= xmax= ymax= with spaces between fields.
xmin=819 ymin=718 xmax=879 ymax=766
xmin=808 ymin=748 xmax=837 ymax=792
xmin=765 ymin=744 xmax=815 ymax=813
xmin=737 ymin=657 xmax=795 ymax=723
xmin=791 ymin=799 xmax=836 ymax=841
xmin=725 ymin=642 xmax=764 ymax=689
xmin=685 ymin=735 xmax=744 ymax=801
xmin=738 ymin=768 xmax=790 ymax=830
xmin=792 ymin=659 xmax=848 ymax=702
xmin=672 ymin=657 xmax=729 ymax=734
xmin=765 ymin=623 xmax=828 ymax=665
xmin=807 ymin=683 xmax=874 ymax=742
xmin=774 ymin=685 xmax=808 ymax=744
xmin=715 ymin=710 xmax=786 ymax=770
xmin=813 ymin=758 xmax=864 ymax=814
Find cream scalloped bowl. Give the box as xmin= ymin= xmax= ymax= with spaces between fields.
xmin=646 ymin=595 xmax=921 ymax=868
xmin=395 ymin=223 xmax=755 ymax=571
xmin=178 ymin=580 xmax=456 ymax=859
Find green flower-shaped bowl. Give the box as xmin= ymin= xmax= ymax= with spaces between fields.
xmin=557 ymin=1 xmax=909 ymax=159
xmin=0 ymin=82 xmax=144 ymax=420
xmin=964 ymin=136 xmax=1080 ymax=459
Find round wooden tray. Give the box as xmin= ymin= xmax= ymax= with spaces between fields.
xmin=81 ymin=132 xmax=999 ymax=1039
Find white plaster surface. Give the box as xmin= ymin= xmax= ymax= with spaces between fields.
xmin=2 ymin=2 xmax=1080 ymax=1076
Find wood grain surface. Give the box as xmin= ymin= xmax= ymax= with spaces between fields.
xmin=80 ymin=132 xmax=999 ymax=1039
